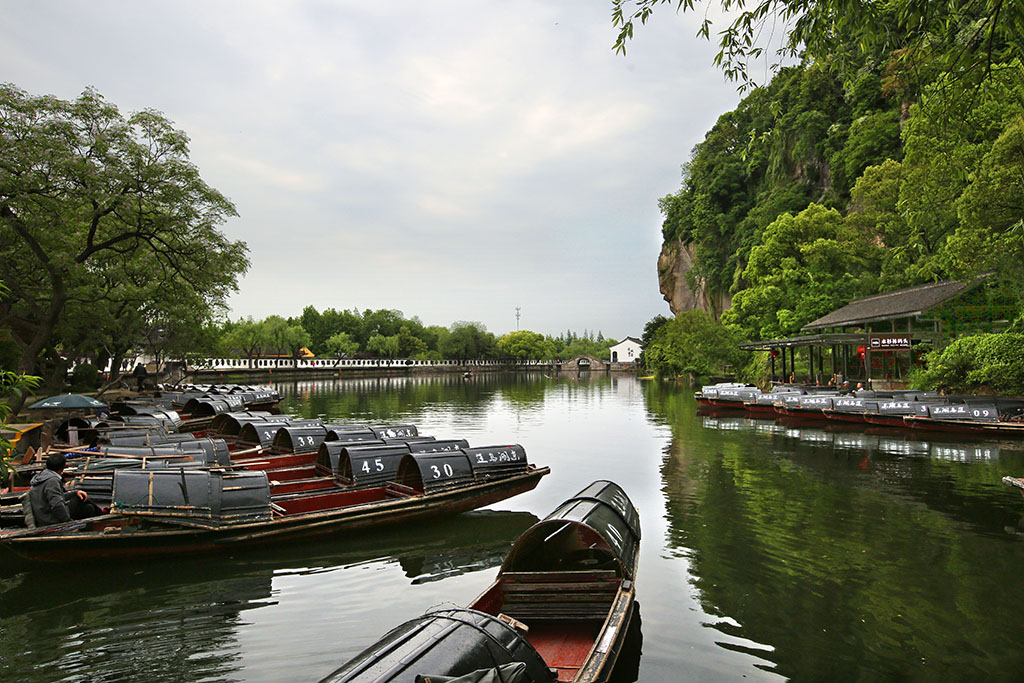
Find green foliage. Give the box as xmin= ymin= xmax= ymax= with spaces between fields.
xmin=439 ymin=322 xmax=497 ymax=360
xmin=366 ymin=333 xmax=399 ymax=358
xmin=0 ymin=368 xmax=41 ymax=484
xmin=70 ymin=363 xmax=100 ymax=392
xmin=324 ymin=332 xmax=359 ymax=358
xmin=916 ymin=333 xmax=1024 ymax=394
xmin=643 ymin=310 xmax=745 ymax=378
xmin=612 ymin=1 xmax=1022 ymax=96
xmin=722 ymin=204 xmax=882 ymax=340
xmin=497 ymin=330 xmax=556 ymax=361
xmin=658 ymin=62 xmax=899 ymax=301
xmin=0 ymin=84 xmax=248 ymax=386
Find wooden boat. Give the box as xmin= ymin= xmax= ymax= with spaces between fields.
xmin=900 ymin=400 xmax=1024 ymax=437
xmin=320 ymin=480 xmax=640 ymax=683
xmin=0 ymin=453 xmax=549 ymax=563
xmin=774 ymin=393 xmax=836 ymax=420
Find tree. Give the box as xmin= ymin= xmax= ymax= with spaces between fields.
xmin=366 ymin=333 xmax=399 ymax=358
xmin=722 ymin=203 xmax=882 ymax=340
xmin=222 ymin=318 xmax=268 ymax=368
xmin=612 ymin=1 xmax=1022 ymax=93
xmin=643 ymin=310 xmax=745 ymax=378
xmin=324 ymin=332 xmax=359 ymax=358
xmin=497 ymin=330 xmax=555 ymax=360
xmin=0 ymin=84 xmax=248 ymax=391
xmin=440 ymin=322 xmax=496 ymax=360
xmin=263 ymin=315 xmax=310 ymax=360
xmin=396 ymin=325 xmax=428 ymax=358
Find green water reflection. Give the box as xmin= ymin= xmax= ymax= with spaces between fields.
xmin=4 ymin=374 xmax=1023 ymax=681
xmin=643 ymin=381 xmax=1024 ymax=679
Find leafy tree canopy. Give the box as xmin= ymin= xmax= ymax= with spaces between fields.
xmin=612 ymin=1 xmax=1023 ymax=93
xmin=497 ymin=330 xmax=556 ymax=360
xmin=0 ymin=84 xmax=248 ymax=391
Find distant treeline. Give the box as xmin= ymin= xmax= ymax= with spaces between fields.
xmin=204 ymin=306 xmax=618 ymax=365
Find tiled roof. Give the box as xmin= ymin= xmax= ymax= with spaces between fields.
xmin=802 ymin=279 xmax=979 ymax=331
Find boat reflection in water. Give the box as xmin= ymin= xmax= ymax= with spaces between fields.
xmin=654 ymin=397 xmax=1024 ymax=679
xmin=0 ymin=509 xmax=538 ymax=683
xmin=698 ymin=412 xmax=1003 ymax=462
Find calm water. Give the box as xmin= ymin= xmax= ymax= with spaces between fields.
xmin=3 ymin=373 xmax=1024 ymax=681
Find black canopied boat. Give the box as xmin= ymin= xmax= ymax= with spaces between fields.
xmin=320 ymin=480 xmax=640 ymax=683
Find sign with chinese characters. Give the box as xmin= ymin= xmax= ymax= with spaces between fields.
xmin=868 ymin=334 xmax=911 ymax=350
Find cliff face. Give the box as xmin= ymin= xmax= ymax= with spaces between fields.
xmin=657 ymin=240 xmax=731 ymax=316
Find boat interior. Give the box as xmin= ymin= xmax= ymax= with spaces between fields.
xmin=470 ymin=520 xmax=628 ymax=682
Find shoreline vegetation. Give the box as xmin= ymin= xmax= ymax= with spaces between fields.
xmin=618 ymin=2 xmax=1024 ymax=396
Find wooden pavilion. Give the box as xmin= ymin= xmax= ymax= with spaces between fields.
xmin=739 ymin=276 xmax=1013 ymax=387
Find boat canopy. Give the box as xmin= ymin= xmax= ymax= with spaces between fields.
xmin=463 ymin=446 xmax=530 ymax=478
xmin=321 ymin=444 xmax=409 ymax=487
xmin=207 ymin=411 xmax=274 ymax=436
xmin=239 ymin=421 xmax=293 ymax=448
xmin=406 ymin=438 xmax=469 ymax=454
xmin=111 ymin=469 xmax=272 ymax=523
xmin=104 ymin=430 xmax=196 ymax=447
xmin=370 ymin=424 xmax=419 ymax=440
xmin=394 ymin=446 xmax=533 ymax=493
xmin=272 ymin=424 xmax=329 ymax=454
xmin=183 ymin=398 xmax=234 ymax=417
xmin=396 ymin=451 xmax=476 ymax=492
xmin=324 ymin=428 xmax=380 ymax=444
xmin=500 ymin=480 xmax=640 ymax=580
xmin=318 ymin=608 xmax=552 ymax=683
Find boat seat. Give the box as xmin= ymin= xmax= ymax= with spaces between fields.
xmin=499 ymin=570 xmax=619 ymax=622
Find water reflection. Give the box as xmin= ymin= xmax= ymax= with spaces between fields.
xmin=698 ymin=412 xmax=1004 ymax=462
xmin=274 ymin=373 xmax=559 ymax=422
xmin=0 ymin=510 xmax=537 ymax=682
xmin=645 ymin=382 xmax=1024 ymax=679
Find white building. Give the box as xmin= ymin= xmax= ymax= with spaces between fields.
xmin=609 ymin=337 xmax=642 ymax=364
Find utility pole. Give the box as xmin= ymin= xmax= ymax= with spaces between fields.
xmin=515 ymin=307 xmax=521 ymax=330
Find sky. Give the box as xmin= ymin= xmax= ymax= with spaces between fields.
xmin=3 ymin=1 xmax=741 ymax=340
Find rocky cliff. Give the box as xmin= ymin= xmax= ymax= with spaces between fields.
xmin=657 ymin=240 xmax=732 ymax=317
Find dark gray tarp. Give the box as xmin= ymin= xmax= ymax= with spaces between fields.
xmin=104 ymin=430 xmax=196 ymax=447
xmin=501 ymin=480 xmax=640 ymax=580
xmin=406 ymin=439 xmax=469 ymax=454
xmin=208 ymin=411 xmax=274 ymax=436
xmin=463 ymin=446 xmax=529 ymax=479
xmin=71 ymin=459 xmax=207 ymax=505
xmin=415 ymin=663 xmax=529 ymax=683
xmin=334 ymin=444 xmax=410 ymax=487
xmin=319 ymin=609 xmax=552 ymax=683
xmin=111 ymin=469 xmax=271 ymax=522
xmin=273 ymin=425 xmax=329 ymax=453
xmin=396 ymin=452 xmax=475 ymax=493
xmin=371 ymin=424 xmax=419 ymax=440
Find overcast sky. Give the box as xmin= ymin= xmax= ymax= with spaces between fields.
xmin=4 ymin=1 xmax=740 ymax=339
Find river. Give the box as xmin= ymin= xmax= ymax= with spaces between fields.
xmin=2 ymin=373 xmax=1023 ymax=680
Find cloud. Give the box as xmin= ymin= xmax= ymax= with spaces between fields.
xmin=2 ymin=0 xmax=741 ymax=336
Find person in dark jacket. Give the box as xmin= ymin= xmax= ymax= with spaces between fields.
xmin=28 ymin=453 xmax=101 ymax=525
xmin=132 ymin=363 xmax=149 ymax=391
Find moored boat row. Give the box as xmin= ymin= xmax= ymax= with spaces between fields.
xmin=0 ymin=387 xmax=550 ymax=562
xmin=696 ymin=382 xmax=1024 ymax=436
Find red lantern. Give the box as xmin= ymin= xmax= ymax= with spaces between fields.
xmin=856 ymin=345 xmax=866 ymax=358
xmin=770 ymin=349 xmax=780 ymax=357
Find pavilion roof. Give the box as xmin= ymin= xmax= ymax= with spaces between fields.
xmin=801 ymin=278 xmax=982 ymax=331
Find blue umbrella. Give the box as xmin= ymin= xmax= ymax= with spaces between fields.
xmin=26 ymin=394 xmax=108 ymax=410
